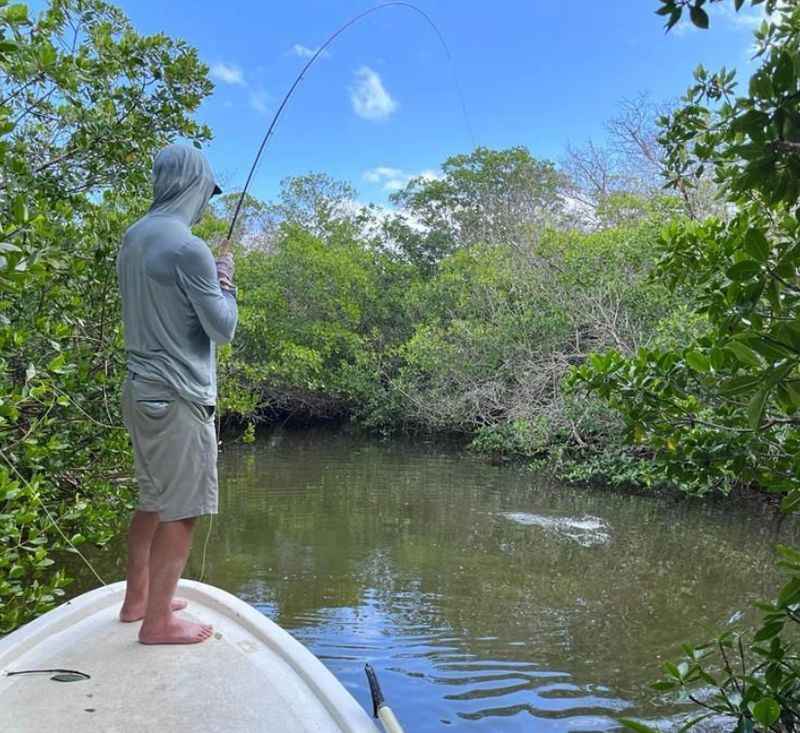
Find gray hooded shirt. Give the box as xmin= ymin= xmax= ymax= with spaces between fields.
xmin=117 ymin=145 xmax=237 ymax=405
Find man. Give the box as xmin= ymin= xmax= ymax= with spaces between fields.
xmin=116 ymin=144 xmax=237 ymax=644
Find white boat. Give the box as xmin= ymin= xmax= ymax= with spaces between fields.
xmin=0 ymin=580 xmax=390 ymax=732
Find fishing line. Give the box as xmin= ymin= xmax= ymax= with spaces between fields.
xmin=198 ymin=513 xmax=213 ymax=583
xmin=209 ymin=3 xmax=473 ymax=567
xmin=224 ymin=1 xmax=475 ymax=243
xmin=214 ymin=1 xmax=472 ymax=450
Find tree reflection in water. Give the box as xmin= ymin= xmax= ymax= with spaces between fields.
xmin=77 ymin=428 xmax=796 ymax=732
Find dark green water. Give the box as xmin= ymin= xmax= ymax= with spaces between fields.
xmin=82 ymin=428 xmax=800 ymax=731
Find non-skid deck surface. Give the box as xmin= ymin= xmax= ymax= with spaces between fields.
xmin=0 ymin=581 xmax=377 ymax=733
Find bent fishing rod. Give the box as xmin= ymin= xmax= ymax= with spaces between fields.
xmin=221 ymin=1 xmax=473 ymax=251
xmin=214 ymin=2 xmax=470 ymax=452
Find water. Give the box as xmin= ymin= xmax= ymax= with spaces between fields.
xmin=81 ymin=428 xmax=800 ymax=731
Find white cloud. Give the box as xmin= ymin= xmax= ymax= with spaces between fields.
xmin=418 ymin=170 xmax=441 ymax=183
xmin=210 ymin=62 xmax=245 ymax=86
xmin=671 ymin=3 xmax=778 ymax=37
xmin=291 ymin=44 xmax=330 ymax=59
xmin=721 ymin=3 xmax=778 ymax=29
xmin=728 ymin=12 xmax=765 ymax=29
xmin=677 ymin=2 xmax=778 ymax=34
xmin=209 ymin=60 xmax=277 ymax=117
xmin=249 ymin=89 xmax=270 ymax=115
xmin=364 ymin=166 xmax=404 ymax=184
xmin=363 ymin=166 xmax=440 ymax=192
xmin=350 ymin=67 xmax=398 ymax=121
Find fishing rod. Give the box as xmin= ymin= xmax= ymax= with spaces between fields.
xmin=221 ymin=1 xmax=473 ymax=250
xmin=213 ymin=2 xmax=470 ymax=452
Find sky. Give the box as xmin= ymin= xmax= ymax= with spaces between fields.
xmin=109 ymin=0 xmax=769 ymax=206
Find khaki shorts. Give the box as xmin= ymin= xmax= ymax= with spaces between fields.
xmin=121 ymin=375 xmax=218 ymax=522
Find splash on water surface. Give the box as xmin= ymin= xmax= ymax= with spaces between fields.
xmin=499 ymin=512 xmax=611 ymax=547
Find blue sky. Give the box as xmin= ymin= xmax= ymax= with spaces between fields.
xmin=113 ymin=0 xmax=768 ymax=205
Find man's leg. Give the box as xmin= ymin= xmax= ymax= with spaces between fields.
xmin=119 ymin=510 xmax=187 ymax=622
xmin=138 ymin=517 xmax=213 ymax=645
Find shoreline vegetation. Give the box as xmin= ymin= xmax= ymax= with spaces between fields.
xmin=3 ymin=0 xmax=800 ymax=729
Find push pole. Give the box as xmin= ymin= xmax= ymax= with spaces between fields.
xmin=365 ymin=664 xmax=404 ymax=733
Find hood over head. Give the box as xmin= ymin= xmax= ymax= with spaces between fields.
xmin=149 ymin=144 xmax=222 ymax=226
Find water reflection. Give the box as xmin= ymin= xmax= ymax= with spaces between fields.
xmin=84 ymin=428 xmax=800 ymax=730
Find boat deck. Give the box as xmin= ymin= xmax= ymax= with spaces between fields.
xmin=0 ymin=581 xmax=378 ymax=733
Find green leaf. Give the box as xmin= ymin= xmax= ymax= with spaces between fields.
xmin=726 ymin=341 xmax=763 ymax=368
xmin=689 ymin=6 xmax=709 ymax=29
xmin=752 ymin=697 xmax=781 ymax=727
xmin=727 ymin=260 xmax=762 ymax=281
xmin=666 ymin=9 xmax=682 ymax=31
xmin=11 ymin=197 xmax=28 ymax=225
xmin=777 ymin=544 xmax=800 ymax=564
xmin=747 ymin=387 xmax=769 ymax=429
xmin=38 ymin=43 xmax=57 ymax=68
xmin=710 ymin=348 xmax=726 ymax=370
xmin=750 ymin=72 xmax=774 ymax=99
xmin=651 ymin=680 xmax=678 ymax=692
xmin=743 ymin=229 xmax=770 ymax=262
xmin=776 ymin=383 xmax=800 ymax=415
xmin=4 ymin=3 xmax=28 ymax=23
xmin=774 ymin=52 xmax=795 ymax=93
xmin=778 ymin=575 xmax=800 ymax=605
xmin=47 ymin=354 xmax=66 ymax=374
xmin=685 ymin=350 xmax=710 ymax=373
xmin=749 ymin=338 xmax=794 ymax=363
xmin=781 ymin=490 xmax=800 ymax=513
xmin=753 ymin=621 xmax=784 ymax=642
xmin=765 ymin=664 xmax=783 ymax=689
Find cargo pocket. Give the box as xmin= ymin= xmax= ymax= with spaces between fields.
xmin=135 ymin=399 xmax=173 ymax=420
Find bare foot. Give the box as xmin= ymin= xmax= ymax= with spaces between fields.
xmin=120 ymin=598 xmax=188 ymax=623
xmin=138 ymin=615 xmax=213 ymax=645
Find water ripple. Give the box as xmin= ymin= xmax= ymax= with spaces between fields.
xmin=274 ymin=599 xmax=633 ymax=733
